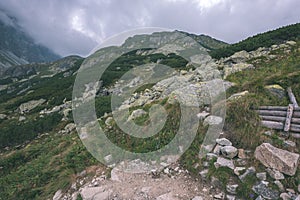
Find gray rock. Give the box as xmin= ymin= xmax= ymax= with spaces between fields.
xmin=156 ymin=192 xmax=179 ymax=200
xmin=196 ymin=111 xmax=209 ymax=120
xmin=256 ymin=172 xmax=267 ymax=181
xmin=252 ymin=182 xmax=280 ymax=200
xmin=213 ymin=144 xmax=222 ymax=155
xmin=0 ymin=114 xmax=7 ymax=120
xmin=214 ymin=193 xmax=225 ymax=199
xmin=234 ymin=167 xmax=246 ymax=176
xmin=280 ymin=193 xmax=292 ymax=200
xmin=274 ymin=180 xmax=285 ymax=192
xmin=226 ymin=184 xmax=238 ymax=194
xmin=19 ymin=116 xmax=26 ymax=122
xmin=228 ymin=91 xmax=249 ymax=101
xmin=265 ymin=84 xmax=285 ymax=99
xmin=266 ymin=168 xmax=285 ymax=180
xmin=105 ymin=117 xmax=113 ymax=126
xmin=221 ymin=146 xmax=238 ymax=159
xmin=192 ymin=196 xmax=203 ymax=200
xmin=295 ymin=195 xmax=300 ymax=200
xmin=203 ymin=116 xmax=223 ymax=126
xmin=19 ymin=99 xmax=46 ymax=114
xmin=255 ymin=196 xmax=264 ymax=200
xmin=298 ymin=184 xmax=300 ymax=193
xmin=226 ymin=194 xmax=236 ymax=200
xmin=206 ymin=153 xmax=218 ymax=161
xmin=214 ymin=157 xmax=235 ymax=170
xmin=53 ymin=189 xmax=63 ymax=200
xmin=239 ymin=167 xmax=256 ymax=182
xmin=199 ymin=169 xmax=209 ymax=180
xmin=80 ymin=186 xmax=111 ymax=200
xmin=283 ymin=140 xmax=296 ymax=148
xmin=254 ymin=143 xmax=300 ymax=176
xmin=216 ymin=138 xmax=232 ymax=146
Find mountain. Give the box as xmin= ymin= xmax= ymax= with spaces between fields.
xmin=0 ymin=10 xmax=60 ymax=74
xmin=0 ymin=24 xmax=300 ymax=200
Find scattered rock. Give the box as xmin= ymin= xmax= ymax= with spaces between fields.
xmin=274 ymin=180 xmax=285 ymax=192
xmin=256 ymin=172 xmax=267 ymax=181
xmin=239 ymin=167 xmax=256 ymax=182
xmin=266 ymin=168 xmax=285 ymax=180
xmin=226 ymin=184 xmax=238 ymax=194
xmin=214 ymin=157 xmax=235 ymax=170
xmin=19 ymin=99 xmax=46 ymax=114
xmin=265 ymin=84 xmax=285 ymax=99
xmin=203 ymin=116 xmax=223 ymax=126
xmin=234 ymin=167 xmax=246 ymax=176
xmin=206 ymin=153 xmax=218 ymax=161
xmin=237 ymin=149 xmax=247 ymax=159
xmin=220 ymin=146 xmax=238 ymax=159
xmin=252 ymin=182 xmax=280 ymax=200
xmin=19 ymin=116 xmax=26 ymax=122
xmin=280 ymin=193 xmax=292 ymax=200
xmin=53 ymin=189 xmax=63 ymax=200
xmin=254 ymin=143 xmax=300 ymax=176
xmin=216 ymin=138 xmax=232 ymax=146
xmin=213 ymin=144 xmax=222 ymax=155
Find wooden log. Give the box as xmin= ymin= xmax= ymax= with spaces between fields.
xmin=287 ymin=87 xmax=299 ymax=107
xmin=284 ymin=104 xmax=294 ymax=132
xmin=259 ymin=106 xmax=287 ymax=111
xmin=260 ymin=115 xmax=286 ymax=122
xmin=290 ymin=126 xmax=300 ymax=133
xmin=291 ymin=133 xmax=300 ymax=138
xmin=293 ymin=111 xmax=300 ymax=118
xmin=291 ymin=118 xmax=300 ymax=124
xmin=258 ymin=110 xmax=287 ymax=117
xmin=261 ymin=120 xmax=283 ymax=130
xmin=291 ymin=123 xmax=300 ymax=129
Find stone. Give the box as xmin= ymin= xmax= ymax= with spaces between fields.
xmin=239 ymin=167 xmax=256 ymax=182
xmin=192 ymin=196 xmax=203 ymax=200
xmin=256 ymin=172 xmax=267 ymax=181
xmin=128 ymin=109 xmax=147 ymax=121
xmin=80 ymin=186 xmax=111 ymax=200
xmin=0 ymin=114 xmax=7 ymax=120
xmin=266 ymin=168 xmax=285 ymax=180
xmin=214 ymin=193 xmax=225 ymax=199
xmin=286 ymin=41 xmax=297 ymax=46
xmin=252 ymin=182 xmax=280 ymax=200
xmin=274 ymin=180 xmax=285 ymax=192
xmin=283 ymin=140 xmax=296 ymax=148
xmin=214 ymin=157 xmax=235 ymax=170
xmin=254 ymin=143 xmax=300 ymax=176
xmin=19 ymin=99 xmax=46 ymax=114
xmin=221 ymin=146 xmax=238 ymax=159
xmin=234 ymin=167 xmax=246 ymax=176
xmin=255 ymin=196 xmax=264 ymax=200
xmin=237 ymin=149 xmax=247 ymax=159
xmin=216 ymin=138 xmax=232 ymax=146
xmin=105 ymin=117 xmax=113 ymax=126
xmin=203 ymin=116 xmax=223 ymax=126
xmin=298 ymin=184 xmax=300 ymax=193
xmin=226 ymin=194 xmax=236 ymax=200
xmin=228 ymin=91 xmax=249 ymax=101
xmin=295 ymin=195 xmax=300 ymax=200
xmin=64 ymin=123 xmax=76 ymax=134
xmin=280 ymin=193 xmax=292 ymax=200
xmin=53 ymin=189 xmax=63 ymax=200
xmin=264 ymin=131 xmax=273 ymax=136
xmin=199 ymin=169 xmax=209 ymax=180
xmin=206 ymin=153 xmax=218 ymax=161
xmin=19 ymin=116 xmax=26 ymax=122
xmin=196 ymin=111 xmax=209 ymax=120
xmin=156 ymin=192 xmax=179 ymax=200
xmin=213 ymin=144 xmax=222 ymax=155
xmin=226 ymin=184 xmax=238 ymax=194
xmin=265 ymin=84 xmax=285 ymax=99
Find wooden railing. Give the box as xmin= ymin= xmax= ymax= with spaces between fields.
xmin=257 ymin=87 xmax=300 ymax=137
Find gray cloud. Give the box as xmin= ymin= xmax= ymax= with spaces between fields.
xmin=0 ymin=0 xmax=299 ymax=56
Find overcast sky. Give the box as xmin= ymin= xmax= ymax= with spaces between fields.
xmin=0 ymin=0 xmax=299 ymax=57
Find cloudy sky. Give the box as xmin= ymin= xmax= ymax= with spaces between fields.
xmin=0 ymin=0 xmax=299 ymax=57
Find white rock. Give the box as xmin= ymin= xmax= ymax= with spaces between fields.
xmin=203 ymin=116 xmax=223 ymax=126
xmin=53 ymin=189 xmax=63 ymax=200
xmin=216 ymin=138 xmax=232 ymax=146
xmin=192 ymin=196 xmax=203 ymax=200
xmin=266 ymin=168 xmax=285 ymax=180
xmin=221 ymin=146 xmax=238 ymax=159
xmin=214 ymin=157 xmax=235 ymax=170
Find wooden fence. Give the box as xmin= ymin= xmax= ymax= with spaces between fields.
xmin=257 ymin=87 xmax=300 ymax=136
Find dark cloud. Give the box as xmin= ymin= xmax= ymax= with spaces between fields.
xmin=0 ymin=0 xmax=299 ymax=56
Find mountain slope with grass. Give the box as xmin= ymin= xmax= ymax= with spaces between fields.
xmin=0 ymin=24 xmax=299 ymax=200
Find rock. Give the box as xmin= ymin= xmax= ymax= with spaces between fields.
xmin=238 ymin=149 xmax=247 ymax=159
xmin=254 ymin=143 xmax=300 ymax=176
xmin=264 ymin=131 xmax=273 ymax=137
xmin=266 ymin=168 xmax=285 ymax=180
xmin=283 ymin=140 xmax=296 ymax=148
xmin=214 ymin=192 xmax=225 ymax=199
xmin=226 ymin=194 xmax=236 ymax=200
xmin=234 ymin=167 xmax=246 ymax=176
xmin=19 ymin=99 xmax=46 ymax=114
xmin=252 ymin=182 xmax=280 ymax=200
xmin=255 ymin=196 xmax=264 ymax=200
xmin=216 ymin=138 xmax=232 ymax=146
xmin=239 ymin=167 xmax=256 ymax=182
xmin=206 ymin=153 xmax=218 ymax=161
xmin=224 ymin=63 xmax=254 ymax=78
xmin=226 ymin=184 xmax=238 ymax=194
xmin=53 ymin=189 xmax=63 ymax=200
xmin=105 ymin=117 xmax=113 ymax=126
xmin=19 ymin=116 xmax=26 ymax=122
xmin=199 ymin=169 xmax=209 ymax=180
xmin=295 ymin=195 xmax=300 ymax=200
xmin=286 ymin=41 xmax=297 ymax=46
xmin=221 ymin=146 xmax=238 ymax=159
xmin=0 ymin=114 xmax=7 ymax=119
xmin=213 ymin=144 xmax=222 ymax=155
xmin=192 ymin=196 xmax=203 ymax=200
xmin=203 ymin=116 xmax=223 ymax=126
xmin=298 ymin=184 xmax=300 ymax=193
xmin=80 ymin=186 xmax=111 ymax=200
xmin=196 ymin=111 xmax=209 ymax=120
xmin=214 ymin=157 xmax=235 ymax=170
xmin=156 ymin=192 xmax=179 ymax=200
xmin=64 ymin=123 xmax=76 ymax=134
xmin=228 ymin=91 xmax=249 ymax=101
xmin=256 ymin=172 xmax=267 ymax=181
xmin=128 ymin=109 xmax=147 ymax=121
xmin=265 ymin=84 xmax=285 ymax=99
xmin=180 ymin=70 xmax=188 ymax=75
xmin=104 ymin=154 xmax=112 ymax=163
xmin=274 ymin=180 xmax=285 ymax=192
xmin=280 ymin=193 xmax=292 ymax=200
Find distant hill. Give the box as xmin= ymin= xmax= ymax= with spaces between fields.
xmin=0 ymin=11 xmax=60 ymax=74
xmin=210 ymin=23 xmax=300 ymax=59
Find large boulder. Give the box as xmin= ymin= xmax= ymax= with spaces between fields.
xmin=254 ymin=143 xmax=300 ymax=176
